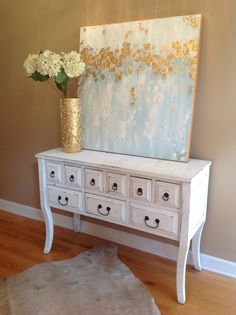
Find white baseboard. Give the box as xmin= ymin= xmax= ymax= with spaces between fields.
xmin=0 ymin=198 xmax=235 ymax=279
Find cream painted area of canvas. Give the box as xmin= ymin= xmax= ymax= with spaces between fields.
xmin=0 ymin=245 xmax=160 ymax=315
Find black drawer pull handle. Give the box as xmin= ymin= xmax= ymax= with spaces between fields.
xmin=90 ymin=178 xmax=96 ymax=186
xmin=97 ymin=204 xmax=111 ymax=216
xmin=137 ymin=187 xmax=143 ymax=196
xmin=112 ymin=183 xmax=118 ymax=191
xmin=58 ymin=195 xmax=69 ymax=206
xmin=162 ymin=192 xmax=169 ymax=201
xmin=69 ymin=175 xmax=74 ymax=182
xmin=50 ymin=171 xmax=55 ymax=178
xmin=144 ymin=216 xmax=160 ymax=229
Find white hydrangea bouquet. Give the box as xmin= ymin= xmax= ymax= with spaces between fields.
xmin=23 ymin=50 xmax=86 ymax=97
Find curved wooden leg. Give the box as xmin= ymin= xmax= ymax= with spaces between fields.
xmin=41 ymin=206 xmax=54 ymax=254
xmin=73 ymin=213 xmax=81 ymax=233
xmin=177 ymin=240 xmax=190 ymax=304
xmin=192 ymin=222 xmax=205 ymax=271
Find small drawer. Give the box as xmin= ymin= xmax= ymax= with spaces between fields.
xmin=47 ymin=186 xmax=82 ymax=213
xmin=106 ymin=172 xmax=126 ymax=197
xmin=129 ymin=203 xmax=179 ymax=239
xmin=156 ymin=181 xmax=180 ymax=208
xmin=46 ymin=162 xmax=63 ymax=184
xmin=85 ymin=193 xmax=126 ymax=223
xmin=65 ymin=165 xmax=82 ymax=189
xmin=85 ymin=169 xmax=103 ymax=192
xmin=130 ymin=176 xmax=152 ymax=202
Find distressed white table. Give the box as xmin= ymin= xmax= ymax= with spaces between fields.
xmin=36 ymin=148 xmax=211 ymax=304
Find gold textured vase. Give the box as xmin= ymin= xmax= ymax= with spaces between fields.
xmin=60 ymin=98 xmax=81 ymax=153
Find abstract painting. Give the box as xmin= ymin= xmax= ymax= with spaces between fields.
xmin=79 ymin=14 xmax=202 ymax=161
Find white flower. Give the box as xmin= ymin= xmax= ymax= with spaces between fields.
xmin=23 ymin=53 xmax=39 ymax=76
xmin=62 ymin=51 xmax=85 ymax=78
xmin=24 ymin=49 xmax=88 ymax=97
xmin=37 ymin=50 xmax=62 ymax=77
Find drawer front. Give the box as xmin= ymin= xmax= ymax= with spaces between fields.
xmin=46 ymin=162 xmax=63 ymax=184
xmin=65 ymin=165 xmax=82 ymax=189
xmin=106 ymin=172 xmax=126 ymax=197
xmin=85 ymin=193 xmax=126 ymax=223
xmin=156 ymin=181 xmax=180 ymax=208
xmin=47 ymin=186 xmax=82 ymax=213
xmin=85 ymin=169 xmax=103 ymax=192
xmin=129 ymin=203 xmax=179 ymax=238
xmin=130 ymin=176 xmax=152 ymax=202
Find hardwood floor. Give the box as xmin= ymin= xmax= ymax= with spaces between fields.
xmin=0 ymin=210 xmax=236 ymax=315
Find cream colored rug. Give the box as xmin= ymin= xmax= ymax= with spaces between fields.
xmin=0 ymin=245 xmax=161 ymax=315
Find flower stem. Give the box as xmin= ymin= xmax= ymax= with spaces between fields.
xmin=47 ymin=79 xmax=62 ymax=97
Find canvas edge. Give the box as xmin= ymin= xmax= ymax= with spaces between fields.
xmin=79 ymin=13 xmax=202 ymax=30
xmin=186 ymin=14 xmax=203 ymax=161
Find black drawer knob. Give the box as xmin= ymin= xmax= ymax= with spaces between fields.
xmin=144 ymin=216 xmax=160 ymax=229
xmin=90 ymin=178 xmax=96 ymax=186
xmin=58 ymin=195 xmax=69 ymax=206
xmin=69 ymin=175 xmax=75 ymax=182
xmin=112 ymin=183 xmax=118 ymax=191
xmin=162 ymin=192 xmax=169 ymax=201
xmin=137 ymin=187 xmax=143 ymax=196
xmin=50 ymin=171 xmax=55 ymax=178
xmin=97 ymin=204 xmax=111 ymax=216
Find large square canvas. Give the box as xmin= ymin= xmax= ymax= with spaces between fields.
xmin=79 ymin=15 xmax=202 ymax=161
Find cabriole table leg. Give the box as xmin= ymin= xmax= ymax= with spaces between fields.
xmin=41 ymin=205 xmax=54 ymax=254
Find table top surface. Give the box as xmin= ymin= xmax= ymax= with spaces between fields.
xmin=36 ymin=148 xmax=211 ymax=182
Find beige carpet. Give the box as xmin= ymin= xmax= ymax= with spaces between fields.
xmin=0 ymin=245 xmax=161 ymax=315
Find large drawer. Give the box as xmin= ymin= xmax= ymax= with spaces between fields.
xmin=47 ymin=186 xmax=82 ymax=213
xmin=85 ymin=193 xmax=126 ymax=224
xmin=129 ymin=203 xmax=179 ymax=239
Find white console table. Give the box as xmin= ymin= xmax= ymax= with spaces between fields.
xmin=36 ymin=148 xmax=211 ymax=304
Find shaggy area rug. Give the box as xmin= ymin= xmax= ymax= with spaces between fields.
xmin=0 ymin=245 xmax=161 ymax=315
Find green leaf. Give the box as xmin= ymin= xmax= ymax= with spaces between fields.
xmin=55 ymin=69 xmax=68 ymax=84
xmin=56 ymin=81 xmax=67 ymax=97
xmin=55 ymin=81 xmax=63 ymax=92
xmin=31 ymin=71 xmax=49 ymax=82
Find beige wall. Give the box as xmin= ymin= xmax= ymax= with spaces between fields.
xmin=0 ymin=0 xmax=236 ymax=261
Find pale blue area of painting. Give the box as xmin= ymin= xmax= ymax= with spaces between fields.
xmin=80 ymin=15 xmax=201 ymax=161
xmin=80 ymin=66 xmax=193 ymax=161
